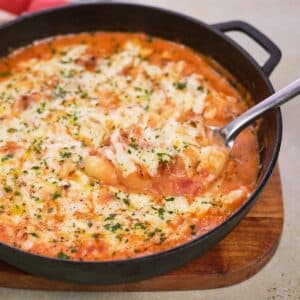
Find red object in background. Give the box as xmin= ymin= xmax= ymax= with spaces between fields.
xmin=27 ymin=0 xmax=69 ymax=13
xmin=0 ymin=0 xmax=31 ymax=14
xmin=0 ymin=0 xmax=69 ymax=15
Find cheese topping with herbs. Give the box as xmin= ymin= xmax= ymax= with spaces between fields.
xmin=0 ymin=33 xmax=258 ymax=260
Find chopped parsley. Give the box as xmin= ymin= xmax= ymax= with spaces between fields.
xmin=59 ymin=57 xmax=72 ymax=64
xmin=113 ymin=192 xmax=121 ymax=200
xmin=134 ymin=86 xmax=143 ymax=92
xmin=201 ymin=201 xmax=209 ymax=204
xmin=152 ymin=206 xmax=166 ymax=220
xmin=129 ymin=137 xmax=138 ymax=150
xmin=0 ymin=71 xmax=11 ymax=78
xmin=104 ymin=223 xmax=111 ymax=230
xmin=104 ymin=214 xmax=116 ymax=221
xmin=148 ymin=228 xmax=161 ymax=238
xmin=1 ymin=153 xmax=14 ymax=162
xmin=59 ymin=151 xmax=72 ymax=159
xmin=53 ymin=86 xmax=67 ymax=99
xmin=157 ymin=152 xmax=172 ymax=163
xmin=116 ymin=233 xmax=123 ymax=241
xmin=60 ymin=69 xmax=75 ymax=78
xmin=159 ymin=232 xmax=167 ymax=244
xmin=7 ymin=128 xmax=17 ymax=133
xmin=134 ymin=222 xmax=147 ymax=230
xmin=111 ymin=223 xmax=122 ymax=232
xmin=76 ymin=85 xmax=88 ymax=99
xmin=50 ymin=46 xmax=57 ymax=55
xmin=70 ymin=247 xmax=78 ymax=253
xmin=52 ymin=191 xmax=61 ymax=200
xmin=32 ymin=196 xmax=40 ymax=202
xmin=146 ymin=35 xmax=153 ymax=43
xmin=30 ymin=232 xmax=39 ymax=238
xmin=30 ymin=138 xmax=43 ymax=154
xmin=57 ymin=252 xmax=70 ymax=260
xmin=173 ymin=81 xmax=187 ymax=90
xmin=104 ymin=222 xmax=122 ymax=232
xmin=60 ymin=50 xmax=68 ymax=56
xmin=4 ymin=186 xmax=12 ymax=193
xmin=114 ymin=192 xmax=130 ymax=206
xmin=31 ymin=165 xmax=40 ymax=170
xmin=158 ymin=208 xmax=165 ymax=220
xmin=165 ymin=197 xmax=175 ymax=202
xmin=36 ymin=102 xmax=46 ymax=114
xmin=122 ymin=196 xmax=130 ymax=206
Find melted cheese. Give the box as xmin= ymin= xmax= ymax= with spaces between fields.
xmin=0 ymin=33 xmax=256 ymax=261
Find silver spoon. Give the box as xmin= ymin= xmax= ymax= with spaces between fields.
xmin=211 ymin=79 xmax=300 ymax=147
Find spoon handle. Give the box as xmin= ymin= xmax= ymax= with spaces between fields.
xmin=221 ymin=78 xmax=300 ymax=145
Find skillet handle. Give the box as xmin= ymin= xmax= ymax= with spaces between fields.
xmin=212 ymin=20 xmax=281 ymax=76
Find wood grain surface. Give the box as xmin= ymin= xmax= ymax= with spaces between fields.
xmin=0 ymin=166 xmax=283 ymax=291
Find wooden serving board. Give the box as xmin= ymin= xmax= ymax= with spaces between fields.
xmin=0 ymin=166 xmax=283 ymax=291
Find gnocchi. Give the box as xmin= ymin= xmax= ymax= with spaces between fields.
xmin=0 ymin=32 xmax=259 ymax=260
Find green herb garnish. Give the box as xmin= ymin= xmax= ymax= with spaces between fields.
xmin=165 ymin=197 xmax=175 ymax=202
xmin=52 ymin=192 xmax=61 ymax=200
xmin=4 ymin=186 xmax=12 ymax=193
xmin=57 ymin=252 xmax=69 ymax=260
xmin=158 ymin=208 xmax=165 ymax=220
xmin=7 ymin=128 xmax=17 ymax=133
xmin=0 ymin=71 xmax=11 ymax=78
xmin=173 ymin=82 xmax=187 ymax=90
xmin=157 ymin=152 xmax=172 ymax=163
xmin=1 ymin=153 xmax=14 ymax=162
xmin=59 ymin=151 xmax=72 ymax=159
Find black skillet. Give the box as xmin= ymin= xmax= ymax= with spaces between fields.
xmin=0 ymin=2 xmax=282 ymax=284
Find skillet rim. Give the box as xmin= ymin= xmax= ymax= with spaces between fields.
xmin=0 ymin=1 xmax=282 ymax=266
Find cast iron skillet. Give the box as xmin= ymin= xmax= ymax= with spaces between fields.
xmin=0 ymin=2 xmax=282 ymax=284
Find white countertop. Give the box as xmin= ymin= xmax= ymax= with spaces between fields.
xmin=0 ymin=0 xmax=299 ymax=299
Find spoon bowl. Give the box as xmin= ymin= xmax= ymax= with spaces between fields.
xmin=212 ymin=79 xmax=300 ymax=148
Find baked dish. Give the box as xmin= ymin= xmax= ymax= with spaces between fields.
xmin=0 ymin=33 xmax=259 ymax=260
